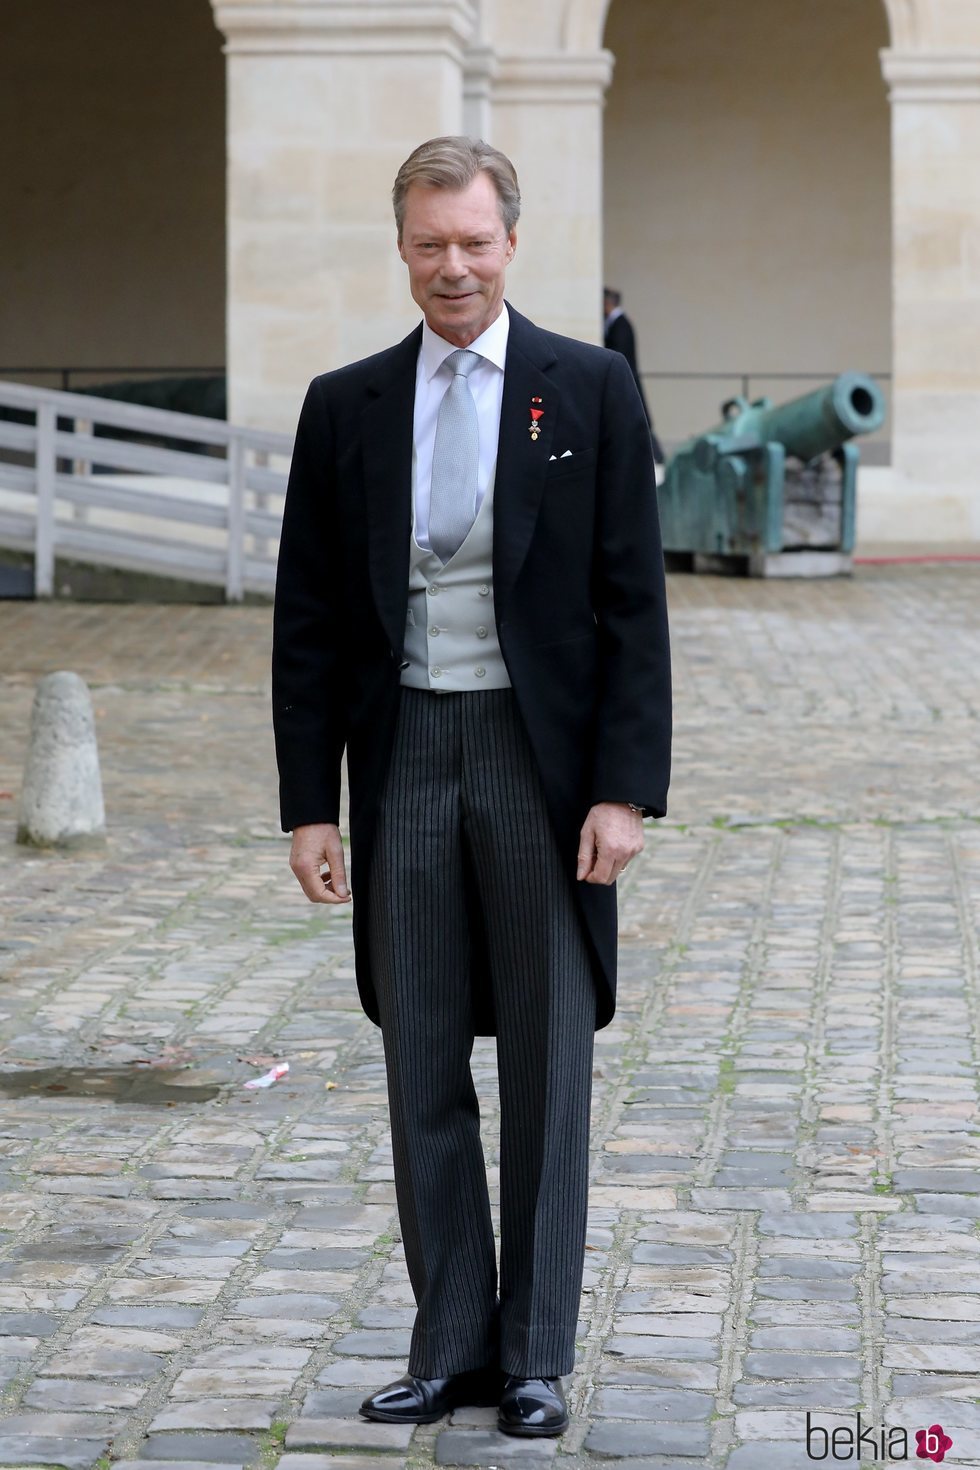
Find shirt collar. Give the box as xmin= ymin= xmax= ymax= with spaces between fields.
xmin=420 ymin=303 xmax=510 ymax=383
xmin=605 ymin=306 xmax=624 ymax=326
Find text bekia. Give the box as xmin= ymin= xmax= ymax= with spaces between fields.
xmin=805 ymin=1413 xmax=953 ymax=1462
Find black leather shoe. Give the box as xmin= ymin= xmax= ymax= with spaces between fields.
xmin=497 ymin=1375 xmax=569 ymax=1436
xmin=360 ymin=1367 xmax=501 ymax=1424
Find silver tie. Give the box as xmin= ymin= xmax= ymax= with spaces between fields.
xmin=428 ymin=349 xmax=481 ymax=564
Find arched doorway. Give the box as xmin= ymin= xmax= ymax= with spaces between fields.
xmin=602 ymin=0 xmax=892 ymax=460
xmin=0 ymin=0 xmax=225 ymax=394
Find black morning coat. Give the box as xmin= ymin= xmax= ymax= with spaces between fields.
xmin=604 ymin=311 xmax=653 ymax=427
xmin=272 ymin=304 xmax=672 ymax=1034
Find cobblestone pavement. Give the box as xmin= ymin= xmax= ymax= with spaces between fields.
xmin=0 ymin=566 xmax=978 ymax=1470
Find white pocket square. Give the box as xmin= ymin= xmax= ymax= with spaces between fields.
xmin=548 ymin=450 xmax=575 ymax=460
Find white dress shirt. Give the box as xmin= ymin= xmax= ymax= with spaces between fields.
xmin=412 ymin=304 xmax=509 ymax=551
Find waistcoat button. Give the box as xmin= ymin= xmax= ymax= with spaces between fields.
xmin=474 ymin=666 xmax=486 ymax=677
xmin=429 ymin=626 xmax=440 ymax=637
xmin=428 ymin=585 xmax=439 ymax=596
xmin=431 ymin=667 xmax=443 ymax=678
xmin=478 ymin=584 xmax=489 ymax=596
xmin=476 ymin=626 xmax=488 ymax=638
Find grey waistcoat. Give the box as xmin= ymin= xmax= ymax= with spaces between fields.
xmin=401 ymin=465 xmax=511 ymax=692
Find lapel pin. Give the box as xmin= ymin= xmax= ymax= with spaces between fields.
xmin=529 ymin=396 xmax=544 ymax=441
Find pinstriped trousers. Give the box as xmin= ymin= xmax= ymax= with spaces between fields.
xmin=367 ymin=687 xmax=597 ymax=1379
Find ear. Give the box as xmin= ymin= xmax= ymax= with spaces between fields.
xmin=397 ymin=234 xmax=407 ymax=264
xmin=505 ymin=228 xmax=517 ymax=263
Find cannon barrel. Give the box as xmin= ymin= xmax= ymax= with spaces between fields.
xmin=659 ymin=372 xmax=887 ymax=575
xmin=729 ymin=373 xmax=886 ymax=462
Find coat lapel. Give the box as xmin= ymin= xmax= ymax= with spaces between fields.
xmin=361 ymin=326 xmax=421 ymax=658
xmin=360 ymin=307 xmax=560 ymax=648
xmin=492 ymin=305 xmax=559 ymax=620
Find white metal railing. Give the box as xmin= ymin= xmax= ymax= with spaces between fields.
xmin=0 ymin=380 xmax=293 ymax=600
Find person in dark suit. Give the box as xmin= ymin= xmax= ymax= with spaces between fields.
xmin=603 ymin=287 xmax=665 ymax=464
xmin=273 ymin=137 xmax=671 ymax=1439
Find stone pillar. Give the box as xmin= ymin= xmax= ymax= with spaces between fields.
xmin=17 ymin=673 xmax=106 ymax=849
xmin=880 ymin=50 xmax=980 ymax=538
xmin=464 ymin=45 xmax=496 ymax=137
xmin=491 ymin=52 xmax=614 ymax=345
xmin=211 ymin=0 xmax=475 ymax=429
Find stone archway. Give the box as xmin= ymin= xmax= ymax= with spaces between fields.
xmin=0 ymin=0 xmax=225 ymax=392
xmin=560 ymin=0 xmax=615 ymax=50
xmin=560 ymin=0 xmax=936 ymax=51
xmin=881 ymin=0 xmax=917 ymax=46
xmin=567 ymin=0 xmax=980 ymax=535
xmin=600 ymin=0 xmax=893 ymax=458
xmin=208 ymin=0 xmax=978 ymax=533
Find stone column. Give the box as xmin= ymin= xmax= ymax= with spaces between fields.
xmin=880 ymin=49 xmax=980 ymax=537
xmin=211 ymin=0 xmax=475 ymax=428
xmin=491 ymin=52 xmax=614 ymax=345
xmin=463 ymin=45 xmax=496 ymax=137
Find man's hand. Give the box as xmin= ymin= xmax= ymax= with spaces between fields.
xmin=577 ymin=803 xmax=644 ymax=885
xmin=289 ymin=822 xmax=350 ymax=904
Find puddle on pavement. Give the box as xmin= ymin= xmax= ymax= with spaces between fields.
xmin=0 ymin=1066 xmax=222 ymax=1105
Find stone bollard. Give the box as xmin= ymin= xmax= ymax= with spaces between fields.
xmin=17 ymin=671 xmax=106 ymax=848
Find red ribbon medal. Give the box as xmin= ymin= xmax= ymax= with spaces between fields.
xmin=529 ymin=396 xmax=544 ymax=441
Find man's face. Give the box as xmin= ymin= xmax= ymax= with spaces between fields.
xmin=398 ymin=172 xmax=517 ymax=347
xmin=603 ymin=292 xmax=616 ymax=319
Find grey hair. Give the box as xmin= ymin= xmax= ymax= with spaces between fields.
xmin=393 ymin=136 xmax=521 ymax=238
